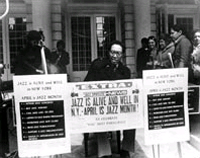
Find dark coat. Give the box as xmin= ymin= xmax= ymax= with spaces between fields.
xmin=50 ymin=50 xmax=69 ymax=73
xmin=84 ymin=57 xmax=135 ymax=152
xmin=136 ymin=47 xmax=150 ymax=78
xmin=15 ymin=46 xmax=51 ymax=75
xmin=173 ymin=35 xmax=192 ymax=68
xmin=84 ymin=58 xmax=131 ymax=81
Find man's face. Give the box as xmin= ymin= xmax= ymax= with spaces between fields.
xmin=57 ymin=44 xmax=64 ymax=51
xmin=170 ymin=28 xmax=182 ymax=40
xmin=109 ymin=44 xmax=123 ymax=65
xmin=30 ymin=40 xmax=39 ymax=47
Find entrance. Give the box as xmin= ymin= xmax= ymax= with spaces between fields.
xmin=69 ymin=15 xmax=119 ymax=82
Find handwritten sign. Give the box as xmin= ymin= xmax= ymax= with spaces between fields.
xmin=143 ymin=68 xmax=190 ymax=145
xmin=13 ymin=74 xmax=70 ymax=157
xmin=66 ymin=79 xmax=143 ymax=133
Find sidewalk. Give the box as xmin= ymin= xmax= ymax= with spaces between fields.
xmin=8 ymin=127 xmax=200 ymax=158
xmin=136 ymin=128 xmax=200 ymax=158
xmin=60 ymin=129 xmax=200 ymax=158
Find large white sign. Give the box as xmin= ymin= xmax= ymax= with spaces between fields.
xmin=66 ymin=79 xmax=144 ymax=133
xmin=13 ymin=74 xmax=71 ymax=157
xmin=143 ymin=68 xmax=190 ymax=145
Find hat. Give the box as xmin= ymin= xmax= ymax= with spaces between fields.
xmin=27 ymin=30 xmax=41 ymax=41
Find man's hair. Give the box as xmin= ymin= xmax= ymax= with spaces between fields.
xmin=171 ymin=24 xmax=186 ymax=35
xmin=27 ymin=30 xmax=41 ymax=41
xmin=141 ymin=37 xmax=148 ymax=45
xmin=108 ymin=40 xmax=125 ymax=53
xmin=57 ymin=40 xmax=65 ymax=48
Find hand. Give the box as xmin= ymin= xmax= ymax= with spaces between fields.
xmin=146 ymin=61 xmax=153 ymax=65
xmin=193 ymin=64 xmax=200 ymax=77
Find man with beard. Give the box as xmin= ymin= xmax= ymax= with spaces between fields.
xmin=85 ymin=40 xmax=135 ymax=158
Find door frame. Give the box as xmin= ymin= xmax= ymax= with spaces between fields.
xmin=66 ymin=3 xmax=121 ymax=82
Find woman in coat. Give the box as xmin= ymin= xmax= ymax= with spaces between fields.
xmin=157 ymin=34 xmax=175 ymax=68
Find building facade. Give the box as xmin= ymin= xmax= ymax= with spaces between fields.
xmin=0 ymin=0 xmax=200 ymax=153
xmin=0 ymin=0 xmax=199 ymax=82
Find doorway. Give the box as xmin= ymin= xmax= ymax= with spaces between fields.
xmin=69 ymin=15 xmax=119 ymax=82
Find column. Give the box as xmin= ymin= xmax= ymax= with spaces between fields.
xmin=32 ymin=0 xmax=52 ymax=49
xmin=134 ymin=0 xmax=151 ymax=51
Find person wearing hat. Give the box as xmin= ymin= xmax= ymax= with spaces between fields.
xmin=15 ymin=30 xmax=52 ymax=75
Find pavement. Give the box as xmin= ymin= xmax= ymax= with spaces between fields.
xmin=6 ymin=108 xmax=200 ymax=158
xmin=8 ymin=128 xmax=200 ymax=158
xmin=135 ymin=128 xmax=200 ymax=158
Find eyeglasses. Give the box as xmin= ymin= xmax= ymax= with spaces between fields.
xmin=109 ymin=50 xmax=122 ymax=56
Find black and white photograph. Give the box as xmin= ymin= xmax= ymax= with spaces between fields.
xmin=0 ymin=0 xmax=200 ymax=158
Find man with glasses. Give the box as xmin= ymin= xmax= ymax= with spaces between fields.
xmin=85 ymin=40 xmax=135 ymax=158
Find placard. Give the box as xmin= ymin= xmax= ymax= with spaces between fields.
xmin=66 ymin=79 xmax=143 ymax=133
xmin=13 ymin=74 xmax=70 ymax=157
xmin=188 ymin=84 xmax=200 ymax=114
xmin=143 ymin=68 xmax=190 ymax=145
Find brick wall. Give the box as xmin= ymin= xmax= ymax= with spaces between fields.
xmin=51 ymin=0 xmax=63 ymax=49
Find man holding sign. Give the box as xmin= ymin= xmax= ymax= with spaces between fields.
xmin=85 ymin=40 xmax=135 ymax=158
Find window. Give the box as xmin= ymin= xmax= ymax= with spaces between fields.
xmin=71 ymin=16 xmax=116 ymax=71
xmin=176 ymin=17 xmax=193 ymax=36
xmin=96 ymin=16 xmax=116 ymax=58
xmin=71 ymin=17 xmax=92 ymax=71
xmin=8 ymin=17 xmax=27 ymax=73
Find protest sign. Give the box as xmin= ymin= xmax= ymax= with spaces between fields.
xmin=143 ymin=68 xmax=190 ymax=145
xmin=66 ymin=79 xmax=143 ymax=133
xmin=13 ymin=74 xmax=70 ymax=157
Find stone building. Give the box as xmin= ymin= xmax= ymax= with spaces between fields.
xmin=0 ymin=0 xmax=200 ymax=155
xmin=0 ymin=0 xmax=199 ymax=81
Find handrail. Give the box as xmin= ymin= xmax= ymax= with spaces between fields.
xmin=0 ymin=0 xmax=9 ymax=20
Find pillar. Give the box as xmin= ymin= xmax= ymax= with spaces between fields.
xmin=32 ymin=0 xmax=52 ymax=49
xmin=134 ymin=0 xmax=151 ymax=51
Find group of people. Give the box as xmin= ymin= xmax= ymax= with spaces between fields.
xmin=136 ymin=24 xmax=199 ymax=82
xmin=14 ymin=30 xmax=133 ymax=158
xmin=14 ymin=30 xmax=69 ymax=76
xmin=13 ymin=24 xmax=200 ymax=158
